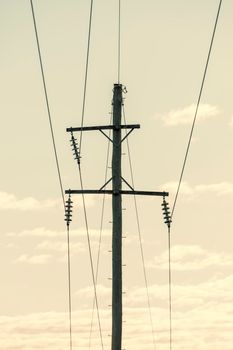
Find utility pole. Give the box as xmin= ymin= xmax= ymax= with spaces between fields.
xmin=66 ymin=83 xmax=169 ymax=350
xmin=111 ymin=84 xmax=123 ymax=350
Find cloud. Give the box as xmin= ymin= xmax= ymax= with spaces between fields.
xmin=36 ymin=240 xmax=86 ymax=254
xmin=15 ymin=254 xmax=51 ymax=264
xmin=7 ymin=227 xmax=111 ymax=238
xmin=147 ymin=244 xmax=233 ymax=271
xmin=158 ymin=103 xmax=220 ymax=126
xmin=0 ymin=191 xmax=60 ymax=211
xmin=76 ymin=284 xmax=111 ymax=299
xmin=229 ymin=115 xmax=233 ymax=126
xmin=1 ymin=271 xmax=233 ymax=350
xmin=0 ymin=191 xmax=96 ymax=211
xmin=161 ymin=181 xmax=233 ymax=197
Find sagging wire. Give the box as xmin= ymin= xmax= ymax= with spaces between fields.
xmin=161 ymin=197 xmax=172 ymax=350
xmin=64 ymin=194 xmax=74 ymax=350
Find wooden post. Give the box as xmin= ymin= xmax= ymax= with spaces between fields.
xmin=111 ymin=83 xmax=122 ymax=350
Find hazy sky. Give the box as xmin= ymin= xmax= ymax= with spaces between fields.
xmin=1 ymin=1 xmax=233 ymax=349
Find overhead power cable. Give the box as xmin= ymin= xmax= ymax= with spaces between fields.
xmin=73 ymin=0 xmax=104 ymax=347
xmin=88 ymin=114 xmax=113 ymax=349
xmin=64 ymin=195 xmax=74 ymax=350
xmin=79 ymin=0 xmax=94 ymax=154
xmin=171 ymin=0 xmax=223 ymax=218
xmin=168 ymin=226 xmax=172 ymax=350
xmin=123 ymin=105 xmax=157 ymax=350
xmin=78 ymin=165 xmax=104 ymax=350
xmin=161 ymin=198 xmax=172 ymax=350
xmin=29 ymin=1 xmax=73 ymax=349
xmin=29 ymin=0 xmax=65 ymax=208
xmin=118 ymin=0 xmax=121 ymax=83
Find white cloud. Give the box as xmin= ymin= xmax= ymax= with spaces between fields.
xmin=158 ymin=103 xmax=220 ymax=126
xmin=1 ymin=272 xmax=233 ymax=350
xmin=36 ymin=240 xmax=86 ymax=253
xmin=161 ymin=181 xmax=233 ymax=197
xmin=15 ymin=254 xmax=51 ymax=264
xmin=147 ymin=244 xmax=233 ymax=271
xmin=76 ymin=284 xmax=111 ymax=299
xmin=7 ymin=227 xmax=111 ymax=238
xmin=0 ymin=191 xmax=60 ymax=211
xmin=0 ymin=192 xmax=96 ymax=211
xmin=229 ymin=115 xmax=233 ymax=126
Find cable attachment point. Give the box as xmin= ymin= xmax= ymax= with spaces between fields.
xmin=122 ymin=85 xmax=128 ymax=94
xmin=70 ymin=131 xmax=81 ymax=165
xmin=161 ymin=197 xmax=172 ymax=229
xmin=65 ymin=194 xmax=73 ymax=226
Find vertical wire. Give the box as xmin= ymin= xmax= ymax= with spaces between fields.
xmin=74 ymin=1 xmax=103 ymax=346
xmin=118 ymin=0 xmax=121 ymax=83
xmin=88 ymin=114 xmax=113 ymax=349
xmin=123 ymin=105 xmax=157 ymax=349
xmin=66 ymin=224 xmax=73 ymax=350
xmin=79 ymin=0 xmax=94 ymax=154
xmin=168 ymin=226 xmax=172 ymax=350
xmin=78 ymin=165 xmax=104 ymax=350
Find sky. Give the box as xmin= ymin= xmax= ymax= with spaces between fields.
xmin=0 ymin=0 xmax=233 ymax=349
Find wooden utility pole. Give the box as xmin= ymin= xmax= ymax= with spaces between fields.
xmin=111 ymin=83 xmax=123 ymax=350
xmin=66 ymin=83 xmax=169 ymax=350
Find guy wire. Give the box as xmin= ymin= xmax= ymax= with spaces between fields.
xmin=88 ymin=114 xmax=113 ymax=349
xmin=78 ymin=164 xmax=104 ymax=350
xmin=123 ymin=106 xmax=157 ymax=350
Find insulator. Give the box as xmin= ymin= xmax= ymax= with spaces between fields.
xmin=161 ymin=197 xmax=172 ymax=228
xmin=64 ymin=194 xmax=73 ymax=226
xmin=70 ymin=131 xmax=81 ymax=165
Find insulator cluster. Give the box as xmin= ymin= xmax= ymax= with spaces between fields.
xmin=161 ymin=197 xmax=172 ymax=228
xmin=70 ymin=131 xmax=81 ymax=165
xmin=64 ymin=194 xmax=73 ymax=226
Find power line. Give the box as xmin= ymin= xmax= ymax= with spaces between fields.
xmin=89 ymin=115 xmax=113 ymax=349
xmin=80 ymin=0 xmax=94 ymax=154
xmin=171 ymin=0 xmax=223 ymax=218
xmin=30 ymin=0 xmax=65 ymax=208
xmin=29 ymin=1 xmax=73 ymax=349
xmin=168 ymin=227 xmax=172 ymax=350
xmin=66 ymin=224 xmax=73 ymax=350
xmin=118 ymin=0 xmax=121 ymax=83
xmin=78 ymin=165 xmax=104 ymax=350
xmin=73 ymin=0 xmax=104 ymax=346
xmin=123 ymin=105 xmax=157 ymax=350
